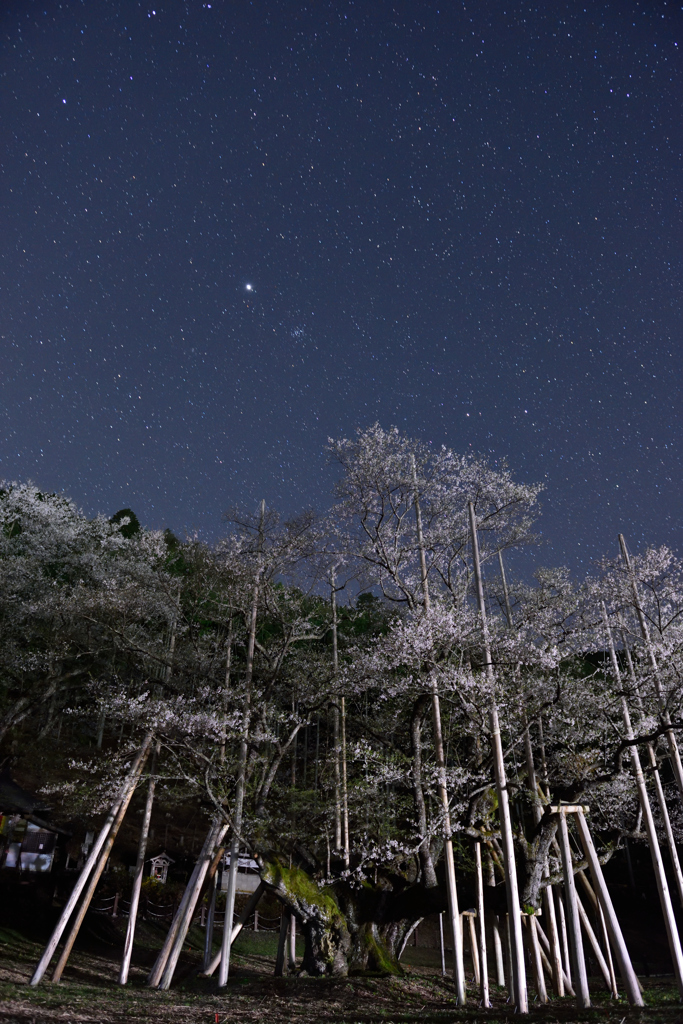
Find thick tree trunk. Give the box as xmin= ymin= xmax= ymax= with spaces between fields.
xmin=259 ymin=856 xmax=445 ymax=977
xmin=259 ymin=858 xmax=350 ymax=975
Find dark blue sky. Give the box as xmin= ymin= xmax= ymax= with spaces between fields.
xmin=1 ymin=0 xmax=681 ymax=572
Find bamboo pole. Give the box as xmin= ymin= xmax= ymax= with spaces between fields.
xmin=619 ymin=535 xmax=683 ymax=799
xmin=475 ymin=843 xmax=490 ymax=1006
xmin=557 ymin=811 xmax=590 ymax=1008
xmin=119 ymin=741 xmax=159 ymax=984
xmin=217 ymin=501 xmax=264 ymax=989
xmin=601 ymin=602 xmax=683 ymax=995
xmin=468 ymin=502 xmax=527 ymax=1012
xmin=411 ymin=456 xmax=466 ymax=1004
xmin=574 ymin=809 xmax=643 ymax=1006
xmin=30 ymin=733 xmax=154 ymax=986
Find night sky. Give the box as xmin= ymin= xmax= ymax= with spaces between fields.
xmin=2 ymin=1 xmax=682 ymax=573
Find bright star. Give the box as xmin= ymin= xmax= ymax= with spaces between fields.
xmin=245 ymin=283 xmax=253 ymax=291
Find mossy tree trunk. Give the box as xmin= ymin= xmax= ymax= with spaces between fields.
xmin=259 ymin=858 xmax=351 ymax=975
xmin=259 ymin=856 xmax=449 ymax=977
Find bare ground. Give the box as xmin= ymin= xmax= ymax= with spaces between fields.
xmin=1 ymin=923 xmax=682 ymax=1024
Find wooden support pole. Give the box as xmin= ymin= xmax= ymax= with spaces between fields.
xmin=157 ymin=820 xmax=228 ymax=990
xmin=330 ymin=571 xmax=349 ymax=866
xmin=491 ymin=912 xmax=505 ymax=988
xmin=52 ymin=737 xmax=153 ymax=983
xmin=538 ymin=941 xmax=554 ymax=983
xmin=331 ymin=570 xmax=350 ymax=869
xmin=469 ymin=502 xmax=527 ymax=1013
xmin=464 ymin=913 xmax=480 ymax=986
xmin=119 ymin=742 xmax=159 ymax=984
xmin=30 ymin=733 xmax=153 ymax=986
xmin=576 ymin=869 xmax=617 ymax=996
xmin=575 ymin=809 xmax=643 ymax=1006
xmin=619 ymin=535 xmax=683 ymax=800
xmin=341 ymin=695 xmax=350 ymax=869
xmin=557 ymin=811 xmax=590 ymax=1008
xmin=555 ymin=887 xmax=572 ymax=984
xmin=597 ymin=901 xmax=618 ymax=998
xmin=505 ymin=913 xmax=515 ymax=1005
xmin=542 ymin=886 xmax=564 ymax=997
xmin=439 ymin=912 xmax=446 ymax=977
xmin=217 ymin=504 xmax=264 ymax=990
xmin=536 ymin=917 xmax=574 ymax=995
xmin=576 ymin=894 xmax=613 ymax=991
xmin=200 ymin=840 xmax=228 ymax=973
xmin=521 ymin=699 xmax=564 ymax=998
xmin=602 ymin=601 xmax=683 ymax=995
xmin=485 ymin=848 xmax=505 ymax=987
xmin=475 ymin=843 xmax=490 ymax=1006
xmin=147 ymin=820 xmax=223 ymax=987
xmin=288 ymin=912 xmax=296 ymax=970
xmin=203 ymin=872 xmax=217 ymax=972
xmin=619 ymin=620 xmax=683 ymax=908
xmin=411 ymin=457 xmax=465 ymax=1003
xmin=526 ymin=914 xmax=548 ymax=1004
xmin=202 ymin=882 xmax=266 ymax=977
xmin=274 ymin=912 xmax=289 ymax=976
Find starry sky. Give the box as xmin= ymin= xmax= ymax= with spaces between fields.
xmin=1 ymin=0 xmax=682 ymax=573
